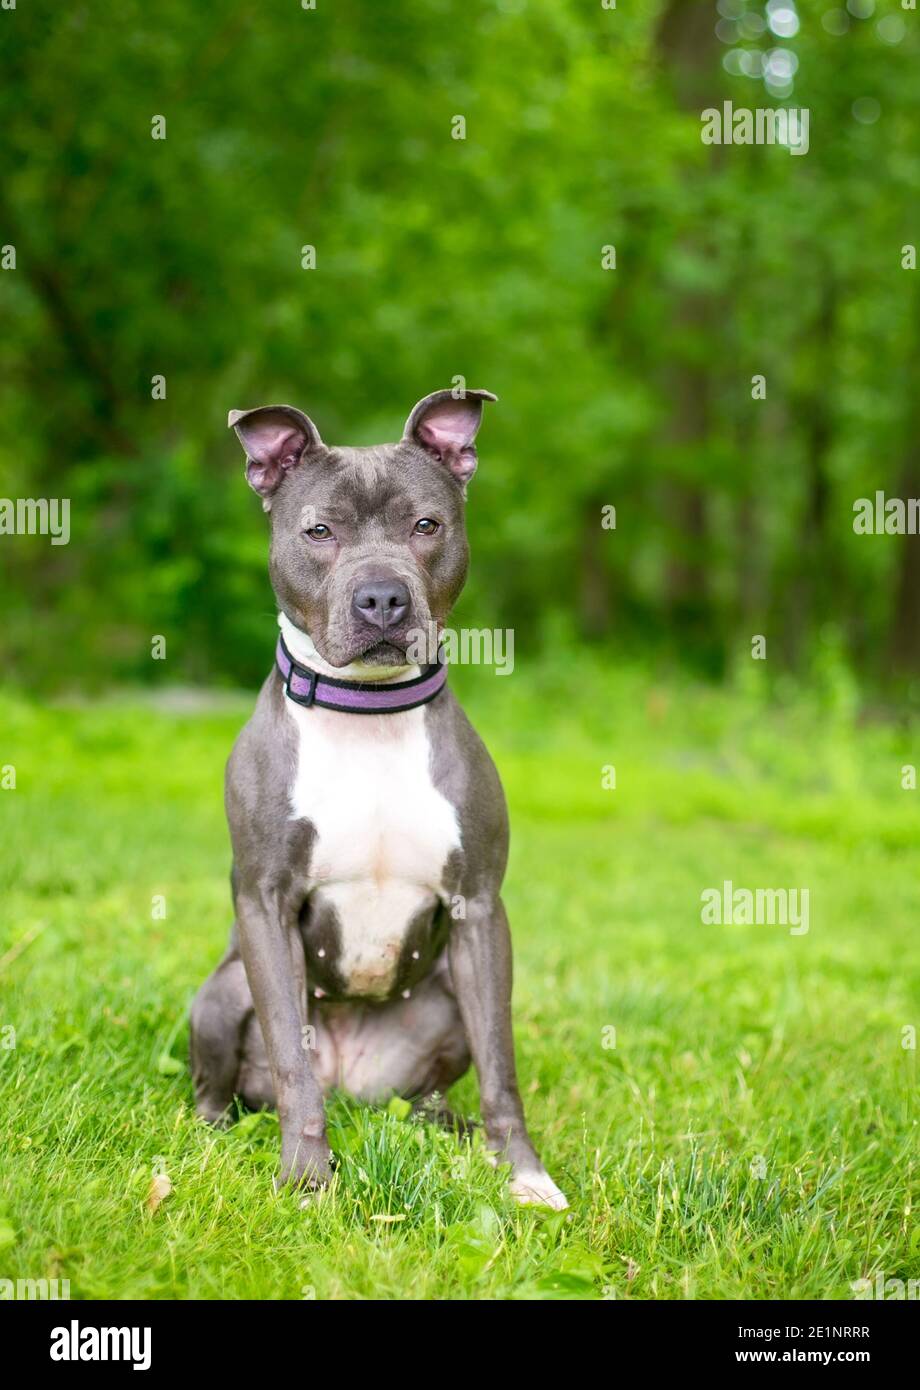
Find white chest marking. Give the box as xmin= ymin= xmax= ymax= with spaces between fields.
xmin=285 ymin=696 xmax=461 ymax=997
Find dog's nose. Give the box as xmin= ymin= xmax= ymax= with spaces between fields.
xmin=352 ymin=580 xmax=410 ymax=632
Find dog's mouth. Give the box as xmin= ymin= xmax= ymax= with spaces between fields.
xmin=313 ymin=608 xmax=434 ymax=671
xmin=355 ymin=638 xmax=412 ymax=668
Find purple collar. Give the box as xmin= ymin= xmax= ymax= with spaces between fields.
xmin=275 ymin=633 xmax=447 ymax=714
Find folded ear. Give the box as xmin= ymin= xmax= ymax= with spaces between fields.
xmin=402 ymin=388 xmax=497 ymax=487
xmin=228 ymin=404 xmax=323 ymax=507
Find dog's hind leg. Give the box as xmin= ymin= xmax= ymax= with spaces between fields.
xmin=189 ymin=939 xmax=252 ymax=1125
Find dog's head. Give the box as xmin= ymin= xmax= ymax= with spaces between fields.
xmin=229 ymin=389 xmax=496 ymax=669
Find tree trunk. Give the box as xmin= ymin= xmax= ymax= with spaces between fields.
xmin=888 ymin=451 xmax=920 ymax=673
xmin=656 ymin=1 xmax=720 ymax=623
xmin=578 ymin=498 xmax=613 ymax=638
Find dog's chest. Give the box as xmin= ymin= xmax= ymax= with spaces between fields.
xmin=285 ymin=699 xmax=460 ymax=997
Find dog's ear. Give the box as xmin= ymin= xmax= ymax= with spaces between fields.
xmin=228 ymin=405 xmax=323 ymax=509
xmin=402 ymin=388 xmax=497 ymax=487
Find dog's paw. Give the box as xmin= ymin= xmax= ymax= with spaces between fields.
xmin=509 ymin=1169 xmax=569 ymax=1211
xmin=275 ymin=1135 xmax=334 ymax=1193
xmin=194 ymin=1100 xmax=233 ymax=1129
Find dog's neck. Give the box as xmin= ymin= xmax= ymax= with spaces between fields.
xmin=277 ymin=613 xmax=422 ymax=684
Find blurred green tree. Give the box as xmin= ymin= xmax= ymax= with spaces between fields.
xmin=0 ymin=0 xmax=917 ymax=689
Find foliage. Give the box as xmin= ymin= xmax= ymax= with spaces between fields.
xmin=1 ymin=2 xmax=919 ymax=689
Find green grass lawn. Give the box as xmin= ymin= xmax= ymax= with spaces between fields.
xmin=1 ymin=660 xmax=918 ymax=1300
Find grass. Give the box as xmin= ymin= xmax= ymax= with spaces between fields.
xmin=0 ymin=656 xmax=918 ymax=1300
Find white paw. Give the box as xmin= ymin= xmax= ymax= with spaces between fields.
xmin=509 ymin=1169 xmax=569 ymax=1211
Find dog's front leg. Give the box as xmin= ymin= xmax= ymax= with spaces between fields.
xmin=449 ymin=893 xmax=567 ymax=1210
xmin=236 ymin=884 xmax=331 ymax=1190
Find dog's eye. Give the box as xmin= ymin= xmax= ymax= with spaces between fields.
xmin=305 ymin=524 xmax=334 ymax=541
xmin=413 ymin=518 xmax=440 ymax=536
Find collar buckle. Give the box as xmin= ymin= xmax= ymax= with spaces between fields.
xmin=285 ymin=660 xmax=318 ymax=708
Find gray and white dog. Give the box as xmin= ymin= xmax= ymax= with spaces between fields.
xmin=189 ymin=389 xmax=567 ymax=1209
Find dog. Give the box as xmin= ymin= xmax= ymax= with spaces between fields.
xmin=189 ymin=389 xmax=567 ymax=1210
